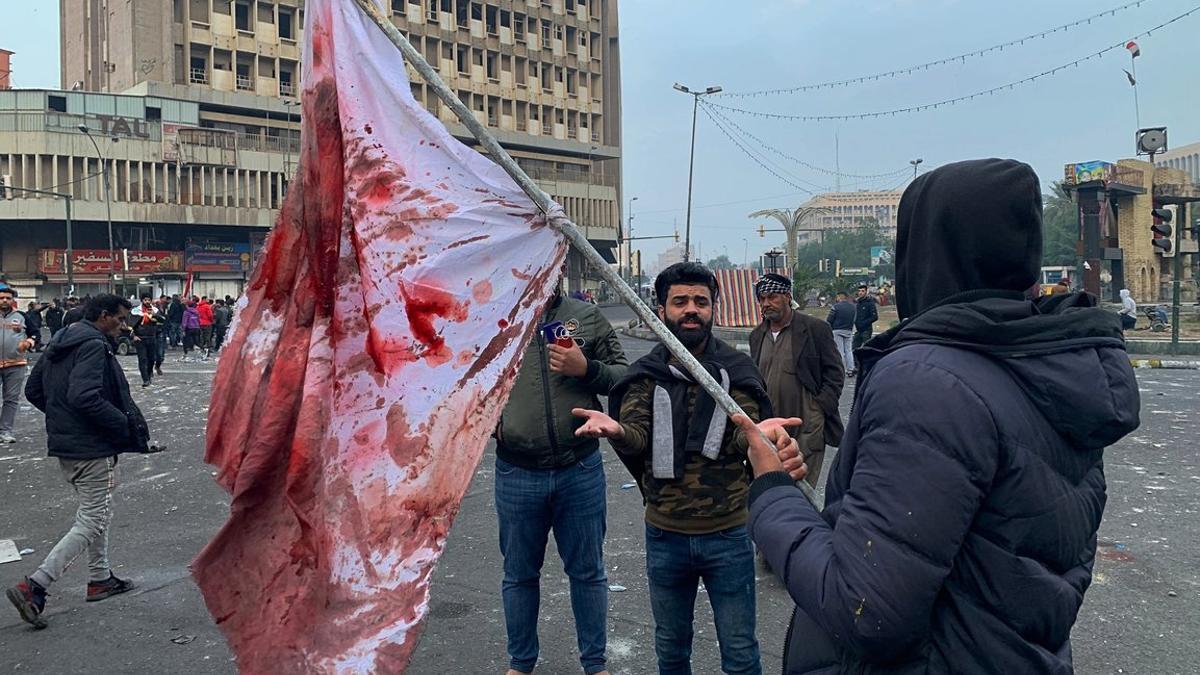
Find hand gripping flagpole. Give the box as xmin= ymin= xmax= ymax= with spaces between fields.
xmin=351 ymin=0 xmax=817 ymax=504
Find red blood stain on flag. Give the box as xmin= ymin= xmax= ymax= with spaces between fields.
xmin=191 ymin=1 xmax=566 ymax=672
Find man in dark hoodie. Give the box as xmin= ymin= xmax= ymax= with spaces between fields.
xmin=7 ymin=294 xmax=151 ymax=629
xmin=746 ymin=159 xmax=1141 ymax=674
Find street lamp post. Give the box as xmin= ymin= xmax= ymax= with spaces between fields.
xmin=78 ymin=124 xmax=118 ymax=294
xmin=910 ymin=157 xmax=924 ymax=179
xmin=673 ymin=83 xmax=722 ymax=262
xmin=625 ymin=196 xmax=638 ymax=285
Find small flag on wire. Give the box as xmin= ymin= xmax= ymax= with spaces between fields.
xmin=1123 ymin=69 xmax=1137 ymax=86
xmin=1125 ymin=40 xmax=1141 ymax=58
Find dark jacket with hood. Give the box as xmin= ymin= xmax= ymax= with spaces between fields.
xmin=25 ymin=320 xmax=151 ymax=460
xmin=748 ymin=159 xmax=1140 ymax=674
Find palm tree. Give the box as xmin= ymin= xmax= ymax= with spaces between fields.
xmin=1042 ymin=182 xmax=1079 ymax=266
xmin=748 ymin=206 xmax=831 ymax=277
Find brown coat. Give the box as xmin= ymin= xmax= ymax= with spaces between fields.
xmin=749 ymin=311 xmax=845 ymax=447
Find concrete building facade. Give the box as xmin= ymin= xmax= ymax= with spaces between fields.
xmin=1158 ymin=141 xmax=1200 ymax=184
xmin=1 ymin=0 xmax=621 ymax=299
xmin=796 ymin=189 xmax=903 ymax=244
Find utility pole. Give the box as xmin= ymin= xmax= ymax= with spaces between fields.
xmin=79 ymin=124 xmax=118 ymax=293
xmin=1172 ymin=202 xmax=1184 ymax=346
xmin=625 ymin=196 xmax=638 ymax=285
xmin=673 ymin=82 xmax=722 ymax=261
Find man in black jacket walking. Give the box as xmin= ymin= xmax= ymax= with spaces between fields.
xmin=7 ymin=294 xmax=150 ymax=629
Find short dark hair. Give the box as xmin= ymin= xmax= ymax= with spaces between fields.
xmin=83 ymin=294 xmax=133 ymax=321
xmin=836 ymin=291 xmax=849 ymax=298
xmin=141 ymin=294 xmax=153 ymax=302
xmin=856 ymin=283 xmax=869 ymax=290
xmin=0 ymin=287 xmax=17 ymax=298
xmin=654 ymin=262 xmax=719 ymax=307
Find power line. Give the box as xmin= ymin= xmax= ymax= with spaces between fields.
xmin=699 ymin=104 xmax=822 ymax=195
xmin=703 ymin=103 xmax=912 ymax=180
xmin=719 ymin=0 xmax=1154 ymax=98
xmin=635 ymin=191 xmax=814 ymax=215
xmin=710 ymin=3 xmax=1200 ymax=121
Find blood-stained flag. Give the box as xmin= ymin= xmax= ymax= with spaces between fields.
xmin=191 ymin=0 xmax=566 ymax=672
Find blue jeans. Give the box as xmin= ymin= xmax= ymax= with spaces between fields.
xmin=166 ymin=321 xmax=182 ymax=347
xmin=495 ymin=450 xmax=608 ymax=675
xmin=154 ymin=331 xmax=167 ymax=366
xmin=645 ymin=523 xmax=760 ymax=675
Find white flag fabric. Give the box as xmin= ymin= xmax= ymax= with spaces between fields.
xmin=192 ymin=0 xmax=566 ymax=672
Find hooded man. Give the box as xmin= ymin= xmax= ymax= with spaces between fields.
xmin=1118 ymin=289 xmax=1137 ymax=330
xmin=746 ymin=159 xmax=1141 ymax=673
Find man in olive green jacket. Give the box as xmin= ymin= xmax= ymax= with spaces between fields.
xmin=493 ymin=287 xmax=627 ymax=675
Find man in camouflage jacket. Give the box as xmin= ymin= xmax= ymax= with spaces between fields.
xmin=573 ymin=262 xmax=773 ymax=675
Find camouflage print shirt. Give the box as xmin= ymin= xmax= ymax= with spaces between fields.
xmin=612 ymin=377 xmax=761 ymax=534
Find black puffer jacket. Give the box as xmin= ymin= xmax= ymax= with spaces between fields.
xmin=25 ymin=320 xmax=150 ymax=459
xmin=748 ymin=159 xmax=1141 ymax=674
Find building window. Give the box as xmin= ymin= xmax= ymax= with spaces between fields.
xmin=234 ymin=2 xmax=252 ymax=32
xmin=258 ymin=2 xmax=274 ymax=24
xmin=514 ymin=13 xmax=525 ymax=41
xmin=392 ymin=0 xmax=405 ymax=16
xmin=485 ymin=5 xmax=498 ymax=35
xmin=279 ymin=7 xmax=295 ymax=40
xmin=456 ymin=45 xmax=469 ymax=74
xmin=486 ymin=52 xmax=498 ymax=82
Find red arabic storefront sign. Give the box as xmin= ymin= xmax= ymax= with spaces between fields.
xmin=38 ymin=249 xmax=184 ymax=275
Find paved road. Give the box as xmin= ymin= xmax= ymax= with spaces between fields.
xmin=1 ymin=322 xmax=1197 ymax=674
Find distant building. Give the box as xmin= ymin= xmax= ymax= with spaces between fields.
xmin=1158 ymin=142 xmax=1200 ymax=184
xmin=0 ymin=49 xmax=12 ymax=90
xmin=796 ymin=189 xmax=903 ymax=244
xmin=0 ymin=0 xmax=623 ymax=298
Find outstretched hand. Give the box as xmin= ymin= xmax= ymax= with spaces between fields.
xmin=731 ymin=414 xmax=808 ymax=481
xmin=572 ymin=408 xmax=624 ymax=440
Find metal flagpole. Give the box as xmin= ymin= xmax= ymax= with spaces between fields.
xmin=351 ymin=0 xmax=815 ymax=503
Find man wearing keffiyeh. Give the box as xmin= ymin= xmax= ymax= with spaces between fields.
xmin=748 ymin=273 xmax=845 ymax=487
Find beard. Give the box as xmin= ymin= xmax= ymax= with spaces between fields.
xmin=665 ymin=312 xmax=712 ymax=349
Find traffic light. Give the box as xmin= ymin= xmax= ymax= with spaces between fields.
xmin=835 ymin=259 xmax=843 ymax=277
xmin=757 ymin=224 xmax=765 ymax=238
xmin=0 ymin=174 xmax=8 ymax=200
xmin=674 ymin=230 xmax=680 ymax=243
xmin=1151 ymin=206 xmax=1174 ymax=256
xmin=818 ymin=259 xmax=826 ymax=273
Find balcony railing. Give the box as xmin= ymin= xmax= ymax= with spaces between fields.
xmin=236 ymin=74 xmax=255 ymax=91
xmin=279 ymin=81 xmax=296 ymax=96
xmin=189 ymin=68 xmax=209 ymax=85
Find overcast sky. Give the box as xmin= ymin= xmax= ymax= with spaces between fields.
xmin=6 ymin=0 xmax=1200 ymax=265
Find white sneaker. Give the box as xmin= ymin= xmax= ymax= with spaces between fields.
xmin=0 ymin=433 xmax=16 ymax=444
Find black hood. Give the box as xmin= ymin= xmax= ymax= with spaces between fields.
xmin=44 ymin=320 xmax=114 ymax=362
xmin=857 ymin=290 xmax=1140 ymax=449
xmin=896 ymin=158 xmax=1043 ymax=320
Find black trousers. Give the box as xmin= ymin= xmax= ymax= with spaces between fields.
xmin=135 ymin=340 xmax=155 ymax=384
xmin=853 ymin=326 xmax=873 ymax=350
xmin=183 ymin=328 xmax=200 ymax=353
